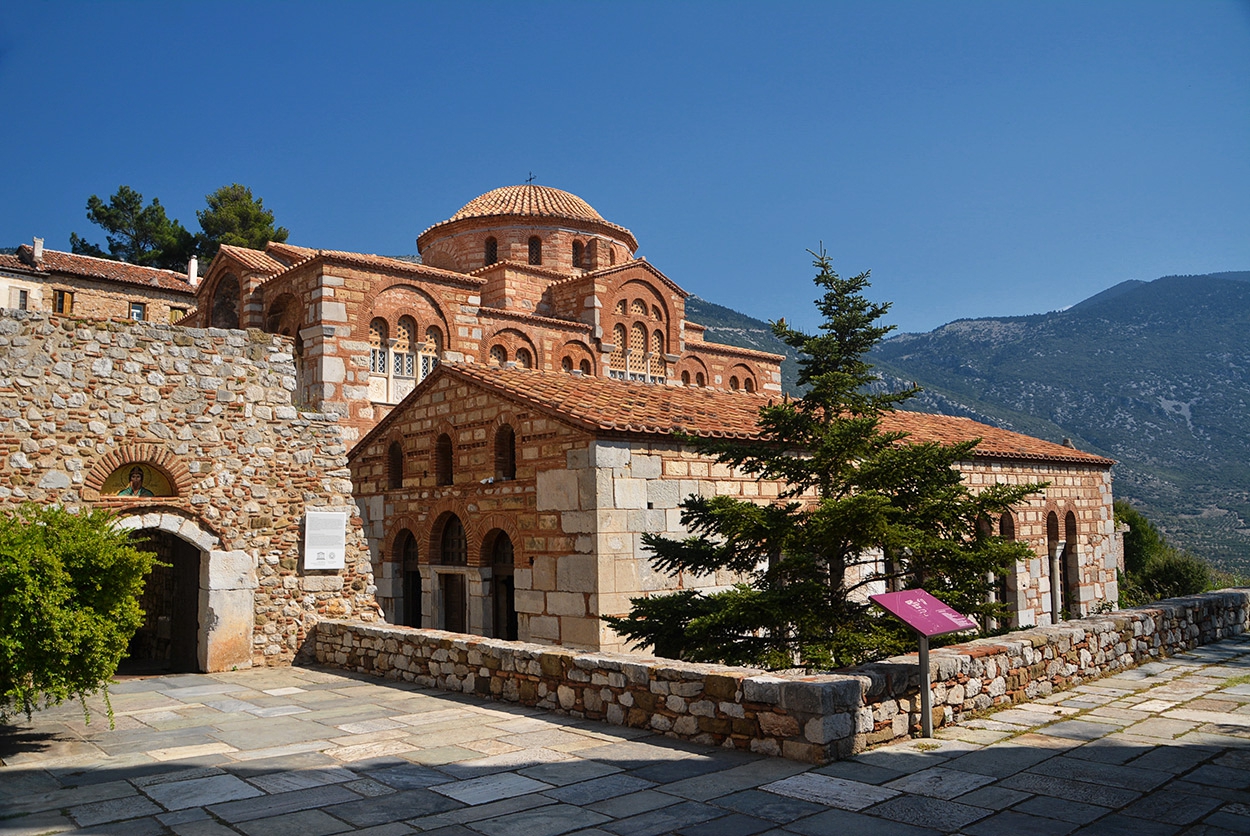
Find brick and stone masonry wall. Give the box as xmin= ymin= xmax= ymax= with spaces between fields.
xmin=314 ymin=589 xmax=1250 ymax=764
xmin=0 ymin=309 xmax=379 ymax=669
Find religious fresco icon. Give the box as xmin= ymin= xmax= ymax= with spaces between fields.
xmin=101 ymin=463 xmax=173 ymax=497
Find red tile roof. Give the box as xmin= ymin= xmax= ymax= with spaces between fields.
xmin=10 ymin=246 xmax=195 ymax=295
xmin=358 ymin=364 xmax=1113 ymax=466
xmin=451 ymin=185 xmax=607 ymax=223
xmin=418 ymin=185 xmax=638 ymax=252
xmin=216 ymin=244 xmax=287 ymax=275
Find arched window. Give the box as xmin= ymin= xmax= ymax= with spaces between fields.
xmin=572 ymin=240 xmax=584 ymax=268
xmin=629 ymin=322 xmax=647 ymax=380
xmin=1063 ymin=511 xmax=1080 ymax=617
xmin=397 ymin=530 xmax=421 ymax=628
xmin=651 ymin=305 xmax=662 ymax=321
xmin=729 ymin=376 xmax=740 ymax=391
xmin=495 ymin=424 xmax=516 ymax=480
xmin=1047 ymin=511 xmax=1061 ymax=623
xmin=528 ymin=236 xmax=542 ymax=265
xmin=440 ymin=515 xmax=467 ymax=565
xmin=438 ymin=516 xmax=467 ymax=633
xmin=490 ymin=345 xmax=507 ymax=366
xmin=490 ymin=532 xmax=517 ymax=641
xmin=211 ymin=274 xmax=240 ymax=329
xmin=515 ymin=347 xmax=533 ymax=369
xmin=649 ymin=329 xmax=665 ymax=378
xmin=395 ymin=316 xmax=417 ymax=379
xmin=579 ymin=358 xmax=592 ymax=375
xmin=561 ymin=356 xmax=573 ymax=371
xmin=614 ymin=299 xmax=626 ymax=315
xmin=696 ymin=372 xmax=705 ymax=387
xmin=484 ymin=236 xmax=498 ymax=266
xmin=421 ymin=325 xmax=442 ymax=380
xmin=387 ymin=441 xmax=404 ymax=490
xmin=609 ymin=323 xmax=627 ymax=378
xmin=681 ymin=370 xmax=690 ymax=385
xmin=744 ymin=378 xmax=756 ymax=393
xmin=369 ymin=318 xmax=388 ymax=374
xmin=999 ymin=513 xmax=1016 ymax=540
xmin=435 ymin=433 xmax=453 ymax=486
xmin=630 ymin=298 xmax=647 ymax=316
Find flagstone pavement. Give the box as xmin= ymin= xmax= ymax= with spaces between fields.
xmin=3 ymin=636 xmax=1249 ymax=836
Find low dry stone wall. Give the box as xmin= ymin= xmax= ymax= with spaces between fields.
xmin=313 ymin=588 xmax=1250 ymax=763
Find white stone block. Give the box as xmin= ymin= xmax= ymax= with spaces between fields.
xmin=591 ymin=441 xmax=631 ymax=468
xmin=203 ymin=550 xmax=257 ymax=591
xmin=557 ymin=554 xmax=598 ymax=593
xmin=646 ymin=480 xmax=681 ymax=509
xmin=614 ymin=478 xmax=647 ymax=510
xmin=537 ymin=469 xmax=581 ymax=511
xmin=630 ymin=455 xmax=661 ymax=479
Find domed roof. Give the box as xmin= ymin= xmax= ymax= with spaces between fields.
xmin=418 ymin=184 xmax=637 ymax=254
xmin=449 ymin=185 xmax=605 ymax=223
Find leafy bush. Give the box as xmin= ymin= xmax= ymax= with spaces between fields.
xmin=1116 ymin=500 xmax=1217 ymax=607
xmin=0 ymin=505 xmax=155 ymax=725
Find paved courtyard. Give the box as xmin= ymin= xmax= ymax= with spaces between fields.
xmin=3 ymin=636 xmax=1249 ymax=836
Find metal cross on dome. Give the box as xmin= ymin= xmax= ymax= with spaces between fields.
xmin=526 ymin=172 xmax=536 ymax=184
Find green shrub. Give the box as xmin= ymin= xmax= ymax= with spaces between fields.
xmin=0 ymin=505 xmax=156 ymax=725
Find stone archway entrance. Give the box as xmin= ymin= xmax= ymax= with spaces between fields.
xmin=128 ymin=530 xmax=202 ymax=673
xmin=117 ymin=512 xmax=257 ymax=673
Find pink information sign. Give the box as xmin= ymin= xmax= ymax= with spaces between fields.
xmin=870 ymin=589 xmax=977 ymax=637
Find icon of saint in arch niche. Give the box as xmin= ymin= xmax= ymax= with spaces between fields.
xmin=102 ymin=463 xmax=173 ymax=498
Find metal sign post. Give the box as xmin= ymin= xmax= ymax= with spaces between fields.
xmin=870 ymin=589 xmax=977 ymax=738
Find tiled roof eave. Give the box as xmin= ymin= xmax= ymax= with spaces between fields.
xmin=477 ymin=307 xmax=592 ymax=332
xmin=685 ymin=339 xmax=786 ymax=362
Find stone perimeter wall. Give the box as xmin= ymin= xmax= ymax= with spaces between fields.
xmin=0 ymin=309 xmax=378 ymax=669
xmin=314 ymin=588 xmax=1250 ymax=764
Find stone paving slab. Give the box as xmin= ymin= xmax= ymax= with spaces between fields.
xmin=3 ymin=634 xmax=1249 ymax=836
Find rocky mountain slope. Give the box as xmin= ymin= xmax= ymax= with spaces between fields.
xmin=688 ymin=272 xmax=1250 ymax=572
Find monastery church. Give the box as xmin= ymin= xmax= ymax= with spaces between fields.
xmin=0 ymin=184 xmax=1120 ymax=669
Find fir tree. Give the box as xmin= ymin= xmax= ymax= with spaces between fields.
xmin=605 ymin=250 xmax=1040 ymax=670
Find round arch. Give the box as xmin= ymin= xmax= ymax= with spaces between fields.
xmin=114 ymin=511 xmax=255 ymax=673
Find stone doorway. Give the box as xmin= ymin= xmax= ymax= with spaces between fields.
xmin=128 ymin=530 xmax=203 ymax=673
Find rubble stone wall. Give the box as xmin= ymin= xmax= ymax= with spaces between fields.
xmin=0 ymin=309 xmax=379 ymax=669
xmin=313 ymin=588 xmax=1250 ymax=764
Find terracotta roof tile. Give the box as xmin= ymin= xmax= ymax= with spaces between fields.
xmin=357 ymin=364 xmax=1113 ymax=467
xmin=11 ymin=246 xmax=195 ymax=295
xmin=450 ymin=185 xmax=606 ymax=223
xmin=418 ymin=184 xmax=638 ymax=252
xmin=215 ymin=244 xmax=287 ymax=275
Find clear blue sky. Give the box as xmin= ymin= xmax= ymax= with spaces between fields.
xmin=2 ymin=1 xmax=1247 ymax=334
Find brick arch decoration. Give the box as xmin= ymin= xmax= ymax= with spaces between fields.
xmin=361 ymin=283 xmax=452 ymax=350
xmin=608 ymin=278 xmax=671 ymax=325
xmin=678 ymin=356 xmax=709 ymax=385
xmin=423 ymin=502 xmax=481 ymax=566
xmin=727 ymin=362 xmax=759 ymax=391
xmin=205 ymin=272 xmax=243 ymax=330
xmin=264 ymin=291 xmax=301 ymax=337
xmin=475 ymin=513 xmax=525 ymax=567
xmin=86 ymin=445 xmax=192 ymax=499
xmin=383 ymin=513 xmax=424 ymax=565
xmin=559 ymin=339 xmax=595 ymax=372
xmin=482 ymin=328 xmax=539 ymax=368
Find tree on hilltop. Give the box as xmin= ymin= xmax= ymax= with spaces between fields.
xmin=195 ymin=183 xmax=289 ymax=262
xmin=604 ymin=250 xmax=1041 ymax=670
xmin=70 ymin=185 xmax=196 ymax=271
xmin=69 ymin=183 xmax=289 ymax=270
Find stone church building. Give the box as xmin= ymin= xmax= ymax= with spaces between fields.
xmin=0 ymin=183 xmax=1120 ymax=669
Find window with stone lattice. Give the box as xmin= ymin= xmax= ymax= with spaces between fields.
xmin=369 ymin=318 xmax=388 ymax=374
xmin=395 ymin=317 xmax=416 ymax=378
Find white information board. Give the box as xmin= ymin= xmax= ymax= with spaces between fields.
xmin=304 ymin=510 xmax=348 ymax=570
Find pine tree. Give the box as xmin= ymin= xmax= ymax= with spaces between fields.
xmin=604 ymin=250 xmax=1041 ymax=670
xmin=70 ymin=185 xmax=196 ymax=270
xmin=195 ymin=183 xmax=289 ymax=263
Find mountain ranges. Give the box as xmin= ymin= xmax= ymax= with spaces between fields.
xmin=687 ymin=270 xmax=1250 ymax=573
